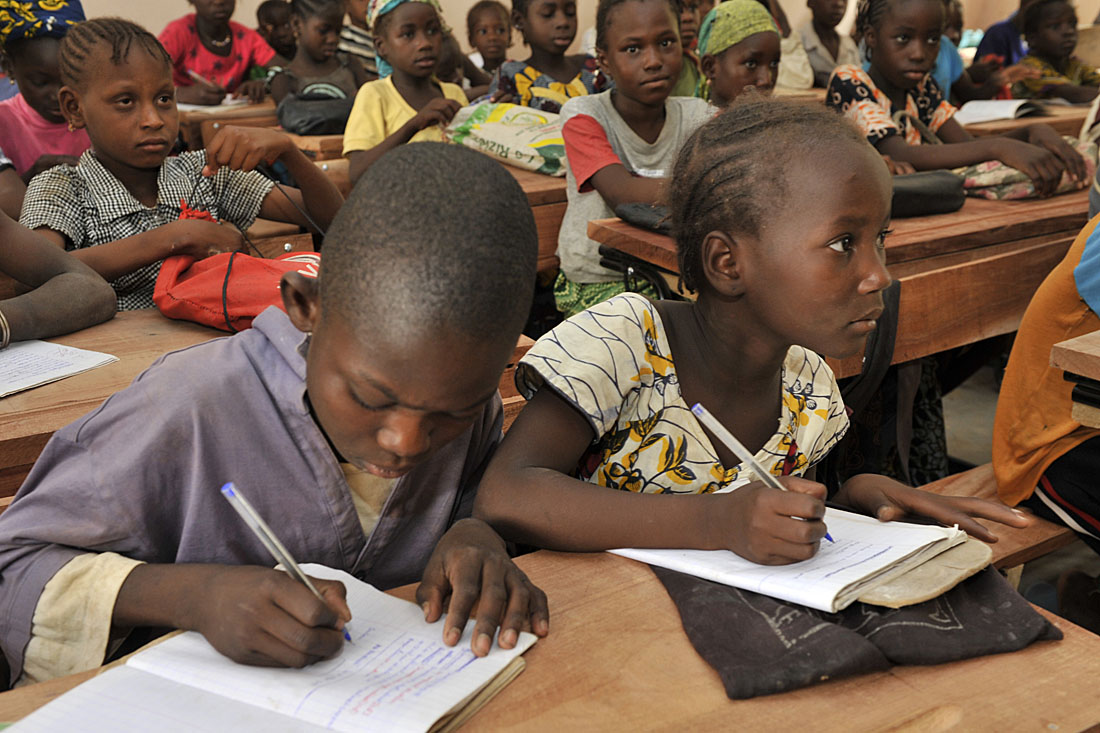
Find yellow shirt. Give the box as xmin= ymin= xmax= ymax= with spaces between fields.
xmin=342 ymin=76 xmax=468 ymax=155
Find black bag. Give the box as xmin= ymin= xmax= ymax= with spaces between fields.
xmin=891 ymin=170 xmax=965 ymax=218
xmin=276 ymin=93 xmax=355 ymax=136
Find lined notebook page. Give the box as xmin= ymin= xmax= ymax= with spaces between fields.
xmin=0 ymin=341 xmax=117 ymax=398
xmin=126 ymin=564 xmax=536 ymax=732
xmin=611 ymin=508 xmax=964 ymax=612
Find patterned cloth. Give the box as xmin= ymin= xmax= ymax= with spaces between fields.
xmin=365 ymin=0 xmax=448 ymax=78
xmin=552 ymin=270 xmax=657 ymax=320
xmin=826 ymin=65 xmax=955 ymax=147
xmin=19 ymin=149 xmax=273 ymax=310
xmin=488 ymin=58 xmax=608 ymax=114
xmin=0 ymin=0 xmax=83 ymax=43
xmin=338 ymin=24 xmax=377 ymax=76
xmin=517 ymin=294 xmax=849 ymax=494
xmin=1012 ymin=54 xmax=1100 ymax=99
xmin=695 ymin=0 xmax=779 ymax=99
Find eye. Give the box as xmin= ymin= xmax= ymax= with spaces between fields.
xmin=894 ymin=33 xmax=909 ymax=43
xmin=625 ymin=43 xmax=639 ymax=53
xmin=351 ymin=390 xmax=392 ymax=412
xmin=827 ymin=235 xmax=854 ymax=253
xmin=745 ymin=59 xmax=757 ymax=68
xmin=876 ymin=228 xmax=893 ymax=250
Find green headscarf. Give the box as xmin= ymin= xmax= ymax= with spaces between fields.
xmin=695 ymin=0 xmax=780 ymax=100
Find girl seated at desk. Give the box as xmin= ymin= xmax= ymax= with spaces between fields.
xmin=475 ymin=97 xmax=1030 ymax=564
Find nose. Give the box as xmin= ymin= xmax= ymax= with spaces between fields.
xmin=642 ymin=44 xmax=662 ymax=69
xmin=754 ymin=66 xmax=774 ymax=90
xmin=375 ymin=409 xmax=431 ymax=461
xmin=857 ymin=246 xmax=892 ymax=295
xmin=139 ymin=101 xmax=164 ymax=128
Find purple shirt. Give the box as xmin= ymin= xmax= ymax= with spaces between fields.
xmin=976 ymin=17 xmax=1028 ymax=67
xmin=0 ymin=307 xmax=502 ymax=683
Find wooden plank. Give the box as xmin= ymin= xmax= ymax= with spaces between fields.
xmin=503 ymin=165 xmax=566 ymax=206
xmin=178 ymin=100 xmax=277 ymax=149
xmin=919 ymin=464 xmax=1076 ymax=568
xmin=250 ymin=232 xmax=316 ymax=259
xmin=964 ymin=104 xmax=1091 ymax=139
xmin=1050 ymin=329 xmax=1100 ymax=378
xmin=283 ymin=131 xmax=344 ymax=161
xmin=198 ymin=114 xmax=281 ymax=148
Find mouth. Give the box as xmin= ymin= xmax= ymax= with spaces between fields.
xmin=848 ymin=308 xmax=884 ymax=334
xmin=137 ymin=139 xmax=170 ymax=151
xmin=414 ymin=56 xmax=437 ymax=69
xmin=552 ymin=36 xmax=573 ymax=48
xmin=361 ymin=461 xmax=413 ymax=479
xmin=640 ymin=76 xmax=670 ymax=89
xmin=901 ymin=69 xmax=927 ymax=81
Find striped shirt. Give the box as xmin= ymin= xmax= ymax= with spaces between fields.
xmin=338 ymin=24 xmax=378 ymax=75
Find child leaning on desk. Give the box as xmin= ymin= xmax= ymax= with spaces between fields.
xmin=0 ymin=141 xmax=548 ymax=689
xmin=18 ymin=18 xmax=343 ymax=313
xmin=474 ymin=97 xmax=1031 ymax=565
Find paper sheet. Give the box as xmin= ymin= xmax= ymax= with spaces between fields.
xmin=611 ymin=508 xmax=964 ymax=612
xmin=0 ymin=340 xmax=118 ymax=398
xmin=176 ymin=96 xmax=250 ymax=112
xmin=953 ymin=99 xmax=1043 ymax=125
xmin=124 ymin=565 xmax=535 ymax=732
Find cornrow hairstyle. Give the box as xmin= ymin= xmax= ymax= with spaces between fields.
xmin=596 ymin=0 xmax=677 ymax=50
xmin=58 ymin=17 xmax=171 ymax=90
xmin=290 ymin=0 xmax=345 ymax=19
xmin=512 ymin=0 xmax=533 ymax=21
xmin=669 ymin=95 xmax=868 ymax=293
xmin=1022 ymin=0 xmax=1069 ymax=35
xmin=257 ymin=0 xmax=291 ymax=24
xmin=467 ymin=0 xmax=510 ymax=37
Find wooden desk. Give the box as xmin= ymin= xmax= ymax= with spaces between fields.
xmin=963 ymin=104 xmax=1092 ymax=138
xmin=1051 ymin=329 xmax=1100 ymax=427
xmin=283 ymin=131 xmax=344 ymax=161
xmin=591 ymin=189 xmax=1090 ymax=378
xmin=504 ymin=166 xmax=566 ymax=275
xmin=2 ymin=551 xmax=1099 ymax=729
xmin=178 ymin=100 xmax=277 ymax=150
xmin=0 ymin=312 xmax=221 ymax=508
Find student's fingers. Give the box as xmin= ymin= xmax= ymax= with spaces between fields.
xmin=468 ymin=560 xmax=508 ymax=657
xmin=244 ymin=626 xmax=335 ymax=668
xmin=755 ymin=535 xmax=822 ymax=565
xmin=258 ymin=606 xmax=346 ymax=662
xmin=269 ymin=572 xmax=342 ymax=629
xmin=415 ymin=559 xmax=452 ymax=624
xmin=312 ymin=576 xmax=353 ymax=623
xmin=441 ymin=566 xmax=482 ymax=650
xmin=238 ymin=147 xmax=267 ymax=173
xmin=774 ymin=476 xmax=828 ymax=508
xmin=504 ymin=570 xmax=549 ymax=642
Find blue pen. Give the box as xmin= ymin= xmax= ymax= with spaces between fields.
xmin=220 ymin=482 xmax=353 ymax=642
xmin=690 ymin=403 xmax=835 ymax=543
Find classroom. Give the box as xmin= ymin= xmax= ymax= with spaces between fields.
xmin=1 ymin=0 xmax=1100 ymax=727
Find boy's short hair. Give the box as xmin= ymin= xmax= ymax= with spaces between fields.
xmin=258 ymin=0 xmax=292 ymax=24
xmin=1023 ymin=0 xmax=1071 ymax=35
xmin=467 ymin=0 xmax=511 ymax=37
xmin=320 ymin=143 xmax=537 ymax=341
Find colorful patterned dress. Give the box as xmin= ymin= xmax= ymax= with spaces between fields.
xmin=825 ymin=65 xmax=956 ymax=146
xmin=487 ymin=57 xmax=608 ymax=114
xmin=516 ymin=294 xmax=850 ymax=494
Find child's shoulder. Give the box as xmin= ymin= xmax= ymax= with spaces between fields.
xmin=783 ymin=344 xmax=838 ymax=390
xmin=160 ymin=13 xmax=197 ymax=38
xmin=559 ymin=88 xmax=612 ymax=119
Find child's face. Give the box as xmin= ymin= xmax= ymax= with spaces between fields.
xmin=469 ymin=9 xmax=511 ymax=63
xmin=865 ymin=0 xmax=942 ymax=91
xmin=679 ymin=0 xmax=700 ymax=48
xmin=436 ymin=37 xmax=464 ymax=83
xmin=598 ymin=0 xmax=682 ymax=106
xmin=1028 ymin=2 xmax=1077 ymax=61
xmin=375 ymin=3 xmax=444 ymax=79
xmin=261 ymin=9 xmax=296 ymax=55
xmin=190 ymin=0 xmax=236 ymax=24
xmin=733 ymin=141 xmax=892 ymax=360
xmin=295 ymin=7 xmax=344 ymax=62
xmin=943 ymin=2 xmax=962 ymax=46
xmin=346 ymin=0 xmax=370 ymax=28
xmin=696 ymin=0 xmax=716 ymax=22
xmin=291 ymin=295 xmax=515 ymax=480
xmin=516 ymin=0 xmax=577 ymax=55
xmin=6 ymin=38 xmax=64 ymax=124
xmin=807 ymin=0 xmax=848 ymax=29
xmin=702 ymin=31 xmax=780 ymax=106
xmin=60 ymin=48 xmax=179 ymax=175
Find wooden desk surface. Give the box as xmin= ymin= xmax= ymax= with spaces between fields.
xmin=1051 ymin=328 xmax=1100 ymax=379
xmin=963 ymin=104 xmax=1091 ymax=138
xmin=3 ymin=551 xmax=1098 ymax=729
xmin=0 ymin=311 xmax=221 ymax=505
xmin=591 ymin=190 xmax=1090 ymax=377
xmin=177 ymin=100 xmax=278 ymax=149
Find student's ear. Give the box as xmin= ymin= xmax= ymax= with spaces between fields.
xmin=511 ymin=10 xmax=525 ymax=41
xmin=863 ymin=25 xmax=877 ymax=56
xmin=290 ymin=15 xmax=303 ymax=38
xmin=58 ymin=87 xmax=85 ymax=130
xmin=700 ymin=53 xmax=717 ymax=82
xmin=700 ymin=230 xmax=746 ymax=298
xmin=281 ymin=272 xmax=322 ymax=333
xmin=374 ymin=33 xmax=387 ymax=60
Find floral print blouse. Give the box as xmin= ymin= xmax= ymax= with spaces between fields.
xmin=826 ymin=65 xmax=956 ymax=146
xmin=516 ymin=294 xmax=850 ymax=494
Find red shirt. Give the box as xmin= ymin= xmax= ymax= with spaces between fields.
xmin=159 ymin=14 xmax=275 ymax=92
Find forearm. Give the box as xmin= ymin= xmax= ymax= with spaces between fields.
xmin=2 ymin=272 xmax=115 ymax=341
xmin=592 ymin=176 xmax=665 ymax=211
xmin=475 ymin=466 xmax=723 ymax=551
xmin=347 ymin=120 xmax=421 ymax=184
xmin=1045 ymin=84 xmax=1098 ymax=103
xmin=68 ymin=228 xmax=178 ymax=281
xmin=113 ymin=563 xmax=220 ymax=630
xmin=276 ymin=147 xmax=344 ymax=231
xmin=876 ymin=137 xmax=1001 ymax=170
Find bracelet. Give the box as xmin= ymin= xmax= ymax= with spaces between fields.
xmin=0 ymin=306 xmax=9 ymax=349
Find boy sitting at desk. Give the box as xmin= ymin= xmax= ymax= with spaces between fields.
xmin=0 ymin=142 xmax=548 ymax=688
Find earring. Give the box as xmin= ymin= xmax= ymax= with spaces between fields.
xmin=66 ymin=121 xmax=75 ymax=132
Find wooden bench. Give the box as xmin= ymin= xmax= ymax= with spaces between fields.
xmin=920 ymin=464 xmax=1076 ymax=572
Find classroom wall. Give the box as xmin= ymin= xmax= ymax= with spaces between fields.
xmin=78 ymin=0 xmax=1100 ymax=57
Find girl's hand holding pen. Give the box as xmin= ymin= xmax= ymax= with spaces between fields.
xmin=186 ymin=564 xmax=352 ymax=668
xmin=705 ymin=477 xmax=830 ymax=566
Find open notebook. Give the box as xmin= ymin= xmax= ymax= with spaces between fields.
xmin=611 ymin=508 xmax=966 ymax=613
xmin=11 ymin=565 xmax=536 ymax=732
xmin=0 ymin=340 xmax=117 ymax=398
xmin=953 ymin=99 xmax=1048 ymax=126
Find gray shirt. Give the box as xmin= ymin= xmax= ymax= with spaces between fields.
xmin=0 ymin=307 xmax=501 ymax=681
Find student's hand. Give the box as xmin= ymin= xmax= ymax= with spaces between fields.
xmin=995 ymin=63 xmax=1040 ymax=85
xmin=708 ymin=476 xmax=829 ymax=565
xmin=833 ymin=474 xmax=1032 ymax=543
xmin=413 ymin=98 xmax=463 ymax=131
xmin=203 ymin=125 xmax=295 ymax=176
xmin=187 ymin=565 xmax=351 ymax=667
xmin=176 ymin=82 xmax=227 ymax=106
xmin=233 ymin=79 xmax=268 ymax=104
xmin=416 ymin=518 xmax=550 ymax=657
xmin=489 ymin=90 xmax=514 ymax=104
xmin=882 ymin=154 xmax=916 ymax=176
xmin=993 ymin=138 xmax=1067 ymax=197
xmin=21 ymin=154 xmax=80 ymax=183
xmin=167 ymin=218 xmax=246 ymax=259
xmin=1024 ymin=123 xmax=1088 ymax=184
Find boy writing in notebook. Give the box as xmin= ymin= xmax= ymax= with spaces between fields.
xmin=0 ymin=141 xmax=547 ymax=688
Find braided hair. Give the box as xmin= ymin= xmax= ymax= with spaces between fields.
xmin=58 ymin=18 xmax=171 ymax=90
xmin=668 ymin=95 xmax=868 ymax=293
